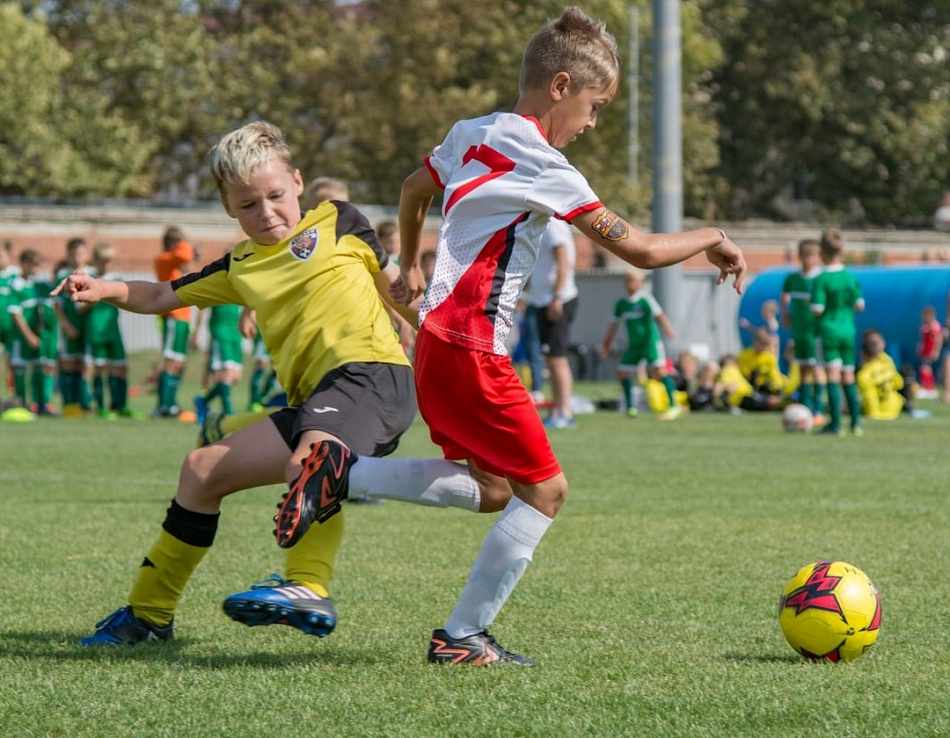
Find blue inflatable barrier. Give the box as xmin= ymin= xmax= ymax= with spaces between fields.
xmin=738 ymin=264 xmax=950 ymax=371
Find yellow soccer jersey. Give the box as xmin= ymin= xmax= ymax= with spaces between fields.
xmin=172 ymin=201 xmax=410 ymax=406
xmin=857 ymin=353 xmax=904 ymax=420
xmin=738 ymin=347 xmax=787 ymax=395
xmin=717 ymin=364 xmax=754 ymax=407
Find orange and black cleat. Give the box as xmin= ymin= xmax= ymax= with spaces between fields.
xmin=427 ymin=629 xmax=535 ymax=666
xmin=275 ymin=440 xmax=355 ymax=548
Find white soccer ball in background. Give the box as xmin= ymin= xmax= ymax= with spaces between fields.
xmin=782 ymin=403 xmax=813 ymax=433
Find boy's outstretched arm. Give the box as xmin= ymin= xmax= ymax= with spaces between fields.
xmin=392 ymin=167 xmax=440 ymax=305
xmin=571 ymin=208 xmax=747 ymax=293
xmin=52 ymin=273 xmax=186 ymax=315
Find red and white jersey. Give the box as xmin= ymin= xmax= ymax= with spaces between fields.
xmin=421 ymin=112 xmax=602 ymax=354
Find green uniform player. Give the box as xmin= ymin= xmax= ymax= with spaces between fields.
xmin=811 ymin=229 xmax=865 ymax=435
xmin=0 ymin=249 xmax=20 ymax=401
xmin=54 ymin=238 xmax=95 ymax=413
xmin=780 ymin=238 xmax=826 ymax=418
xmin=8 ymin=250 xmax=58 ymax=414
xmin=83 ymin=244 xmax=142 ymax=419
xmin=194 ymin=302 xmax=243 ymax=418
xmin=600 ymin=270 xmax=680 ymax=419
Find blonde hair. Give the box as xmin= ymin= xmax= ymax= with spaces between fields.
xmin=210 ymin=121 xmax=294 ymax=197
xmin=819 ymin=228 xmax=845 ymax=260
xmin=520 ymin=6 xmax=621 ymax=95
xmin=93 ymin=242 xmax=116 ymax=264
xmin=305 ymin=177 xmax=349 ymax=208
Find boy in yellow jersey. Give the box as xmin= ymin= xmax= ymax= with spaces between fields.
xmin=856 ymin=329 xmax=904 ymax=420
xmin=57 ymin=121 xmax=508 ymax=647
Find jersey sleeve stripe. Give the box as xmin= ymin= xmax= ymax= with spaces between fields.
xmin=172 ymin=253 xmax=229 ymax=291
xmin=560 ymin=201 xmax=603 ymax=222
xmin=424 ymin=156 xmax=445 ymax=189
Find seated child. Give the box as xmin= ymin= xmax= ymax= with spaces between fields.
xmin=738 ymin=325 xmax=788 ymax=399
xmin=856 ymin=329 xmax=904 ymax=420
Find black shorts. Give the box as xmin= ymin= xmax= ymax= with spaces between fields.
xmin=536 ymin=297 xmax=578 ymax=358
xmin=269 ymin=362 xmax=416 ymax=457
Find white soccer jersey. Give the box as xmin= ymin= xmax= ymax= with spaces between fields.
xmin=421 ymin=112 xmax=601 ymax=354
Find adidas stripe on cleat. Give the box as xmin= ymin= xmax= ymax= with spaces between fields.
xmin=427 ymin=629 xmax=535 ymax=666
xmin=275 ymin=440 xmax=355 ymax=548
xmin=79 ymin=606 xmax=174 ymax=646
xmin=222 ymin=574 xmax=337 ymax=638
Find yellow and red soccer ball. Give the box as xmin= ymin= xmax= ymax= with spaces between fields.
xmin=779 ymin=560 xmax=882 ymax=662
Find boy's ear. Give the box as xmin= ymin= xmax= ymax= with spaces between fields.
xmin=220 ymin=194 xmax=235 ymax=218
xmin=293 ymin=168 xmax=304 ymax=197
xmin=550 ymin=71 xmax=572 ymax=100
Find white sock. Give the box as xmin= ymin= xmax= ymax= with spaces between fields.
xmin=444 ymin=496 xmax=553 ymax=639
xmin=348 ymin=457 xmax=480 ymax=512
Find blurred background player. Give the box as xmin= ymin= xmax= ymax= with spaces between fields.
xmin=81 ymin=242 xmax=144 ymax=419
xmin=525 ymin=217 xmax=579 ymax=429
xmin=738 ymin=325 xmax=789 ymax=403
xmin=781 ymin=238 xmax=826 ymax=423
xmin=154 ymin=225 xmax=196 ymax=418
xmin=8 ymin=249 xmax=57 ymax=415
xmin=304 ymin=176 xmax=349 ymax=205
xmin=812 ymin=228 xmax=865 ymax=436
xmin=0 ymin=240 xmax=20 ymax=405
xmin=192 ymin=300 xmax=244 ymax=422
xmin=600 ymin=269 xmax=680 ymax=419
xmin=54 ymin=237 xmax=94 ymax=416
xmin=376 ymin=218 xmax=415 ymax=358
xmin=856 ymin=328 xmax=904 ymax=420
xmin=915 ymin=305 xmax=942 ymax=399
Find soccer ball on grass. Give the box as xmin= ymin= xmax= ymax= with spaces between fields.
xmin=778 ymin=560 xmax=882 ymax=662
xmin=781 ymin=403 xmax=813 ymax=433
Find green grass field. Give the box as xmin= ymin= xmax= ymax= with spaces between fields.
xmin=1 ymin=356 xmax=949 ymax=737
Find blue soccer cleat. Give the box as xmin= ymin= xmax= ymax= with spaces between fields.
xmin=79 ymin=606 xmax=174 ymax=646
xmin=222 ymin=574 xmax=337 ymax=638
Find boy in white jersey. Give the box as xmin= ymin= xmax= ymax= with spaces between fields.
xmin=274 ymin=6 xmax=746 ymax=665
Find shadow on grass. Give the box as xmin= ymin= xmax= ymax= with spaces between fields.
xmin=1 ymin=630 xmax=388 ymax=668
xmin=722 ymin=652 xmax=804 ymax=664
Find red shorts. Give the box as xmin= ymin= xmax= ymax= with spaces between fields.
xmin=414 ymin=327 xmax=561 ymax=484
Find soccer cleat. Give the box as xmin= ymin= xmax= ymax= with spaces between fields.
xmin=542 ymin=413 xmax=577 ymax=430
xmin=658 ymin=405 xmax=683 ymax=421
xmin=222 ymin=574 xmax=337 ymax=638
xmin=117 ymin=407 xmax=147 ymax=420
xmin=427 ymin=629 xmax=535 ymax=666
xmin=816 ymin=424 xmax=845 ymax=437
xmin=196 ymin=411 xmax=226 ymax=448
xmin=96 ymin=408 xmax=118 ymax=420
xmin=274 ymin=440 xmax=355 ymax=548
xmin=852 ymin=425 xmax=865 ymax=437
xmin=79 ymin=606 xmax=173 ymax=646
xmin=626 ymin=407 xmax=639 ymax=418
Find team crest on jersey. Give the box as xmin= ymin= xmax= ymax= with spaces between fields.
xmin=289 ymin=228 xmax=319 ymax=261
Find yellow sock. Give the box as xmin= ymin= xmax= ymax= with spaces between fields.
xmin=220 ymin=407 xmax=280 ymax=436
xmin=128 ymin=528 xmax=211 ymax=627
xmin=283 ymin=510 xmax=344 ymax=599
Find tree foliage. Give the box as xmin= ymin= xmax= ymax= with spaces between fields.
xmin=707 ymin=0 xmax=950 ymax=223
xmin=1 ymin=0 xmax=947 ymax=223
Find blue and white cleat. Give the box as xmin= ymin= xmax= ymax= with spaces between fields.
xmin=79 ymin=606 xmax=173 ymax=646
xmin=222 ymin=574 xmax=337 ymax=638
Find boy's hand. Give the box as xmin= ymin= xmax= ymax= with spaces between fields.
xmin=391 ymin=265 xmax=427 ymax=305
xmin=51 ymin=272 xmax=103 ymax=303
xmin=705 ymin=237 xmax=747 ymax=294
